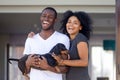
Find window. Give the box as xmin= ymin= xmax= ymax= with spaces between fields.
xmin=91 ymin=46 xmax=116 ymax=80
xmin=9 ymin=46 xmax=25 ymax=80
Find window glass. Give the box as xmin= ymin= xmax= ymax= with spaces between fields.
xmin=9 ymin=46 xmax=25 ymax=80
xmin=91 ymin=46 xmax=115 ymax=80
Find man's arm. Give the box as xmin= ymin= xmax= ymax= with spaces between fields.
xmin=34 ymin=56 xmax=68 ymax=73
xmin=25 ymin=54 xmax=40 ymax=73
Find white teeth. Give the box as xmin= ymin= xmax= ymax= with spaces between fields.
xmin=68 ymin=28 xmax=73 ymax=32
xmin=68 ymin=28 xmax=72 ymax=30
xmin=43 ymin=21 xmax=49 ymax=24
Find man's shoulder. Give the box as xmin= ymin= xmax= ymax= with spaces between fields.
xmin=55 ymin=31 xmax=67 ymax=37
xmin=54 ymin=31 xmax=69 ymax=42
xmin=26 ymin=33 xmax=39 ymax=40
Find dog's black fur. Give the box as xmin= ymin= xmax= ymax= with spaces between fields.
xmin=9 ymin=43 xmax=68 ymax=75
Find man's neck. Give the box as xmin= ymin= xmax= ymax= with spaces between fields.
xmin=39 ymin=29 xmax=55 ymax=40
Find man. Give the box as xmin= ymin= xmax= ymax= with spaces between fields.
xmin=23 ymin=7 xmax=70 ymax=80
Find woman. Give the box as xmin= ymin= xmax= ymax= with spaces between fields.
xmin=53 ymin=10 xmax=93 ymax=80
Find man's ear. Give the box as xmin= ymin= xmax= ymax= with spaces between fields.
xmin=55 ymin=18 xmax=58 ymax=22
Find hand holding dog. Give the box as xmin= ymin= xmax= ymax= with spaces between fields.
xmin=52 ymin=53 xmax=64 ymax=66
xmin=37 ymin=56 xmax=49 ymax=70
xmin=26 ymin=54 xmax=40 ymax=72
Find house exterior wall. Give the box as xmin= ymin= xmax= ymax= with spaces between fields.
xmin=0 ymin=0 xmax=116 ymax=80
xmin=0 ymin=0 xmax=115 ymax=13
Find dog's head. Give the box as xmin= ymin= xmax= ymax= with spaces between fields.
xmin=50 ymin=43 xmax=69 ymax=59
xmin=50 ymin=43 xmax=67 ymax=55
xmin=60 ymin=50 xmax=69 ymax=60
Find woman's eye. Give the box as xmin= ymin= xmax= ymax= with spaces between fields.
xmin=74 ymin=23 xmax=78 ymax=25
xmin=67 ymin=21 xmax=71 ymax=23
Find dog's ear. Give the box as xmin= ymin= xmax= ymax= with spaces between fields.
xmin=58 ymin=43 xmax=67 ymax=51
xmin=50 ymin=43 xmax=61 ymax=55
xmin=49 ymin=43 xmax=67 ymax=55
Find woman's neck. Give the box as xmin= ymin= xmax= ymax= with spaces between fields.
xmin=69 ymin=33 xmax=78 ymax=40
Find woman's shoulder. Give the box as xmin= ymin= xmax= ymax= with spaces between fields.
xmin=77 ymin=33 xmax=87 ymax=39
xmin=75 ymin=33 xmax=88 ymax=42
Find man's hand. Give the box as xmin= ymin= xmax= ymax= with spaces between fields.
xmin=37 ymin=56 xmax=49 ymax=70
xmin=25 ymin=54 xmax=39 ymax=73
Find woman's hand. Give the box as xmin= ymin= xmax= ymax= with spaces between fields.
xmin=28 ymin=32 xmax=35 ymax=38
xmin=52 ymin=53 xmax=64 ymax=65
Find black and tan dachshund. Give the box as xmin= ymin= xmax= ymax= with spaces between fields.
xmin=9 ymin=43 xmax=69 ymax=75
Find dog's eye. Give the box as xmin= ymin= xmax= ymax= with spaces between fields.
xmin=61 ymin=50 xmax=68 ymax=55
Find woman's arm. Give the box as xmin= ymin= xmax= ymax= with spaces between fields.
xmin=53 ymin=42 xmax=89 ymax=67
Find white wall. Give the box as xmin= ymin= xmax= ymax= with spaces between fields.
xmin=0 ymin=0 xmax=115 ymax=5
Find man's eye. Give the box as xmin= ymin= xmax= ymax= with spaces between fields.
xmin=42 ymin=15 xmax=46 ymax=17
xmin=49 ymin=16 xmax=54 ymax=19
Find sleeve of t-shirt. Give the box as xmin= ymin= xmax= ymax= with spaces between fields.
xmin=61 ymin=35 xmax=70 ymax=50
xmin=23 ymin=38 xmax=31 ymax=55
xmin=76 ymin=33 xmax=88 ymax=44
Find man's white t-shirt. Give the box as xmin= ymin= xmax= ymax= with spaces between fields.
xmin=23 ymin=31 xmax=70 ymax=80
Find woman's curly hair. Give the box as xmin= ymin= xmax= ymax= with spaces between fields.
xmin=60 ymin=10 xmax=93 ymax=40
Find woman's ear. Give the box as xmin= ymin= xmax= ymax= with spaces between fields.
xmin=79 ymin=26 xmax=82 ymax=30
